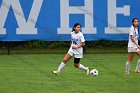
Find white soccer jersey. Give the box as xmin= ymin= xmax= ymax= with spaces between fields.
xmin=128 ymin=25 xmax=139 ymax=48
xmin=69 ymin=31 xmax=85 ymax=55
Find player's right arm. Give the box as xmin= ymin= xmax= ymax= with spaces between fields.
xmin=130 ymin=35 xmax=140 ymax=49
xmin=72 ymin=42 xmax=85 ymax=49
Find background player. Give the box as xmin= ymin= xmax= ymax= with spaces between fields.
xmin=125 ymin=18 xmax=140 ymax=74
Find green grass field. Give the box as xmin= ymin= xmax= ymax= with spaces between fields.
xmin=0 ymin=53 xmax=140 ymax=93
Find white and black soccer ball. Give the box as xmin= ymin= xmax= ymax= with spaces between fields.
xmin=90 ymin=69 xmax=99 ymax=76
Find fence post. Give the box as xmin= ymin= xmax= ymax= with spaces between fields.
xmin=7 ymin=42 xmax=11 ymax=55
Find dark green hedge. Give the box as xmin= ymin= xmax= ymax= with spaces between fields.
xmin=0 ymin=40 xmax=128 ymax=49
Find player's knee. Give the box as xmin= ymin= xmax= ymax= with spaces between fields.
xmin=74 ymin=63 xmax=79 ymax=68
xmin=63 ymin=59 xmax=67 ymax=63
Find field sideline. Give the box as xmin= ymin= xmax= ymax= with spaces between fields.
xmin=0 ymin=53 xmax=140 ymax=93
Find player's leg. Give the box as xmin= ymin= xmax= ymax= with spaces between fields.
xmin=73 ymin=57 xmax=89 ymax=75
xmin=57 ymin=53 xmax=72 ymax=72
xmin=125 ymin=52 xmax=135 ymax=74
xmin=52 ymin=53 xmax=72 ymax=75
xmin=135 ymin=51 xmax=140 ymax=73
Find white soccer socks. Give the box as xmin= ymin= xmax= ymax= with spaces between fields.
xmin=54 ymin=62 xmax=89 ymax=75
xmin=57 ymin=62 xmax=65 ymax=73
xmin=79 ymin=64 xmax=87 ymax=71
xmin=125 ymin=62 xmax=130 ymax=74
xmin=79 ymin=64 xmax=89 ymax=75
xmin=135 ymin=59 xmax=140 ymax=73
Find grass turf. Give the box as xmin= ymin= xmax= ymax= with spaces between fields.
xmin=0 ymin=53 xmax=140 ymax=93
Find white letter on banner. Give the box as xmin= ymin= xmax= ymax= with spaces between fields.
xmin=58 ymin=0 xmax=97 ymax=34
xmin=0 ymin=0 xmax=9 ymax=34
xmin=0 ymin=0 xmax=43 ymax=34
xmin=105 ymin=0 xmax=130 ymax=34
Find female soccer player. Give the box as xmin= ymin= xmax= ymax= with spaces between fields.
xmin=125 ymin=18 xmax=140 ymax=74
xmin=52 ymin=23 xmax=89 ymax=75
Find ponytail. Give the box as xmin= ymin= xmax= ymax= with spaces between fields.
xmin=72 ymin=27 xmax=75 ymax=32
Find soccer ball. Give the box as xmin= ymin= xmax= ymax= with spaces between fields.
xmin=90 ymin=69 xmax=99 ymax=76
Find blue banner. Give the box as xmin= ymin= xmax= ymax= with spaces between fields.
xmin=0 ymin=0 xmax=140 ymax=41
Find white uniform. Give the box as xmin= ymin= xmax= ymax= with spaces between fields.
xmin=128 ymin=25 xmax=139 ymax=52
xmin=68 ymin=31 xmax=85 ymax=58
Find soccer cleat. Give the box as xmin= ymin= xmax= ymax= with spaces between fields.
xmin=134 ymin=70 xmax=140 ymax=73
xmin=125 ymin=71 xmax=129 ymax=75
xmin=86 ymin=67 xmax=90 ymax=75
xmin=52 ymin=71 xmax=59 ymax=75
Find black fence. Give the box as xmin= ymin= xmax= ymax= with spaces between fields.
xmin=0 ymin=40 xmax=128 ymax=54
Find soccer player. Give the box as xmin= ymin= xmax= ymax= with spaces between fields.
xmin=125 ymin=18 xmax=140 ymax=74
xmin=52 ymin=23 xmax=89 ymax=75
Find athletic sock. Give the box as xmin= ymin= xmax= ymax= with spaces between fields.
xmin=79 ymin=64 xmax=87 ymax=71
xmin=126 ymin=62 xmax=130 ymax=73
xmin=136 ymin=59 xmax=140 ymax=71
xmin=57 ymin=62 xmax=65 ymax=73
